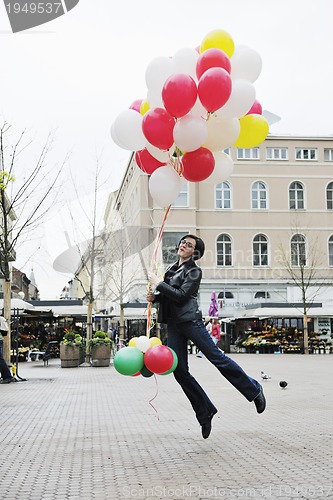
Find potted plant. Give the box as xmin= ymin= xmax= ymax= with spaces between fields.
xmin=88 ymin=331 xmax=112 ymax=367
xmin=60 ymin=330 xmax=83 ymax=368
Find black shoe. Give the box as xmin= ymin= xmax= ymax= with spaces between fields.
xmin=254 ymin=386 xmax=266 ymax=414
xmin=1 ymin=377 xmax=16 ymax=384
xmin=201 ymin=411 xmax=216 ymax=439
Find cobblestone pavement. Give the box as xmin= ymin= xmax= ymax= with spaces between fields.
xmin=1 ymin=353 xmax=333 ymax=500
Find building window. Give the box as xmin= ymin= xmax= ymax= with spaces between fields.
xmin=253 ymin=234 xmax=268 ymax=266
xmin=254 ymin=291 xmax=271 ymax=299
xmin=216 ymin=181 xmax=231 ymax=209
xmin=173 ymin=179 xmax=188 ymax=207
xmin=266 ymin=147 xmax=288 ymax=160
xmin=324 ymin=149 xmax=333 ymax=161
xmin=237 ymin=148 xmax=260 ymax=160
xmin=329 ymin=236 xmax=333 ymax=266
xmin=291 ymin=234 xmax=306 ymax=267
xmin=295 ymin=148 xmax=317 ymax=160
xmin=217 ymin=234 xmax=232 ymax=266
xmin=218 ymin=291 xmax=234 ymax=299
xmin=252 ymin=181 xmax=267 ymax=209
xmin=327 ymin=182 xmax=333 ymax=210
xmin=162 ymin=232 xmax=184 ymax=264
xmin=289 ymin=181 xmax=304 ymax=210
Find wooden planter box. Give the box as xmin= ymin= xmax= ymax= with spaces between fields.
xmin=60 ymin=344 xmax=80 ymax=368
xmin=91 ymin=344 xmax=111 ymax=367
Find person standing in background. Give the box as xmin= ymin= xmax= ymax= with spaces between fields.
xmin=210 ymin=318 xmax=221 ymax=345
xmin=0 ymin=316 xmax=16 ymax=384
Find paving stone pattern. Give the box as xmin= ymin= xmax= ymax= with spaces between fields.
xmin=1 ymin=354 xmax=333 ymax=500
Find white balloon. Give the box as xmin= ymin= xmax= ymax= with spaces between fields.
xmin=190 ymin=97 xmax=208 ymax=118
xmin=145 ymin=56 xmax=177 ymax=94
xmin=110 ymin=121 xmax=127 ymax=149
xmin=230 ymin=46 xmax=262 ymax=83
xmin=204 ymin=116 xmax=240 ymax=151
xmin=173 ymin=115 xmax=208 ymax=152
xmin=149 ymin=165 xmax=181 ymax=207
xmin=147 ymin=87 xmax=164 ymax=109
xmin=146 ymin=142 xmax=175 ymax=163
xmin=206 ymin=151 xmax=234 ymax=184
xmin=217 ymin=79 xmax=256 ymax=119
xmin=136 ymin=335 xmax=151 ymax=353
xmin=173 ymin=47 xmax=199 ymax=80
xmin=113 ymin=109 xmax=146 ymax=151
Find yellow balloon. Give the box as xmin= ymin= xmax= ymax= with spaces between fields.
xmin=140 ymin=99 xmax=150 ymax=116
xmin=149 ymin=336 xmax=162 ymax=347
xmin=200 ymin=29 xmax=235 ymax=58
xmin=234 ymin=115 xmax=269 ymax=148
xmin=129 ymin=337 xmax=138 ymax=347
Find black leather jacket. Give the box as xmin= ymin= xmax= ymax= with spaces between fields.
xmin=154 ymin=259 xmax=203 ymax=324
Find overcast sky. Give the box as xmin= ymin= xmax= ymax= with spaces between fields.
xmin=1 ymin=0 xmax=333 ymax=299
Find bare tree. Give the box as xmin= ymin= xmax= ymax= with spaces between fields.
xmin=101 ymin=224 xmax=151 ymax=339
xmin=65 ymin=158 xmax=109 ymax=361
xmin=0 ymin=122 xmax=67 ymax=362
xmin=277 ymin=226 xmax=332 ymax=354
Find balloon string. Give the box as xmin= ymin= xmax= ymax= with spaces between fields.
xmin=146 ymin=204 xmax=172 ymax=336
xmin=148 ymin=374 xmax=160 ymax=421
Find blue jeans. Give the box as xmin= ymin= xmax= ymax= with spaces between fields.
xmin=167 ymin=319 xmax=261 ymax=425
xmin=0 ymin=339 xmax=12 ymax=380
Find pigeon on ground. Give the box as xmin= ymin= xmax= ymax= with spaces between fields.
xmin=279 ymin=380 xmax=288 ymax=389
xmin=261 ymin=370 xmax=271 ymax=381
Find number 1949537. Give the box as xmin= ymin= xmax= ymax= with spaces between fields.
xmin=5 ymin=3 xmax=63 ymax=14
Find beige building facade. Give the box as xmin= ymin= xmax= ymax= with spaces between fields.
xmin=100 ymin=135 xmax=333 ymax=334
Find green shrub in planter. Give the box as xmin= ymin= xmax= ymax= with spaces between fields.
xmin=88 ymin=331 xmax=112 ymax=349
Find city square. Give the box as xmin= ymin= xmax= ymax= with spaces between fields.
xmin=1 ymin=353 xmax=332 ymax=499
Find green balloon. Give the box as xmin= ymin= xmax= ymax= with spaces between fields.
xmin=140 ymin=365 xmax=154 ymax=378
xmin=114 ymin=347 xmax=144 ymax=376
xmin=160 ymin=348 xmax=178 ymax=375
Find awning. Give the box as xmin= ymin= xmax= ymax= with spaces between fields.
xmin=235 ymin=307 xmax=333 ymax=319
xmin=112 ymin=307 xmax=156 ymax=320
xmin=0 ymin=298 xmax=36 ymax=312
xmin=36 ymin=303 xmax=88 ymax=316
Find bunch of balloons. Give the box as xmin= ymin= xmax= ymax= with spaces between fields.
xmin=111 ymin=28 xmax=269 ymax=208
xmin=113 ymin=335 xmax=178 ymax=377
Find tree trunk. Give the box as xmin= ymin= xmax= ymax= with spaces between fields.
xmin=119 ymin=305 xmax=125 ymax=340
xmin=3 ymin=280 xmax=11 ymax=364
xmin=85 ymin=301 xmax=94 ymax=362
xmin=303 ymin=312 xmax=309 ymax=355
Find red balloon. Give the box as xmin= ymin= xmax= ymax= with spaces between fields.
xmin=142 ymin=108 xmax=176 ymax=150
xmin=135 ymin=149 xmax=165 ymax=174
xmin=182 ymin=147 xmax=215 ymax=182
xmin=198 ymin=67 xmax=232 ymax=113
xmin=196 ymin=48 xmax=231 ymax=80
xmin=162 ymin=73 xmax=197 ymax=118
xmin=246 ymin=99 xmax=262 ymax=115
xmin=129 ymin=99 xmax=143 ymax=113
xmin=144 ymin=345 xmax=174 ymax=374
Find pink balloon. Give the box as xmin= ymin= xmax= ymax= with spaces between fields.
xmin=246 ymin=99 xmax=263 ymax=115
xmin=198 ymin=67 xmax=232 ymax=113
xmin=129 ymin=99 xmax=143 ymax=113
xmin=182 ymin=147 xmax=215 ymax=182
xmin=162 ymin=73 xmax=197 ymax=118
xmin=196 ymin=48 xmax=231 ymax=79
xmin=142 ymin=108 xmax=176 ymax=150
xmin=135 ymin=149 xmax=165 ymax=174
